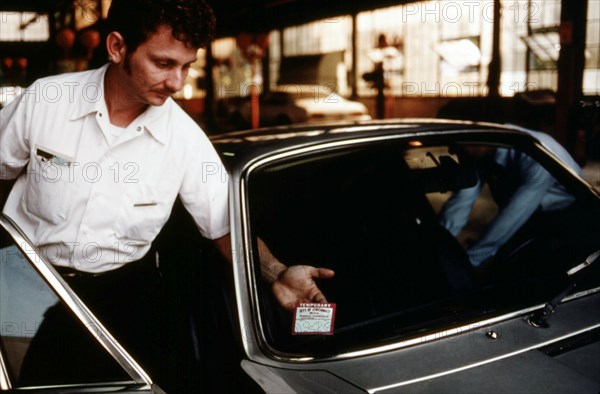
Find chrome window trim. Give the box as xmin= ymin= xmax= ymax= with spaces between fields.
xmin=234 ymin=129 xmax=600 ymax=363
xmin=13 ymin=381 xmax=144 ymax=391
xmin=0 ymin=215 xmax=153 ymax=388
xmin=229 ymin=176 xmax=257 ymax=356
xmin=337 ymin=286 xmax=600 ymax=361
xmin=0 ymin=345 xmax=10 ymax=390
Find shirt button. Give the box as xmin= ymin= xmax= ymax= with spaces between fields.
xmin=98 ymin=112 xmax=103 ymax=117
xmin=137 ymin=127 xmax=142 ymax=132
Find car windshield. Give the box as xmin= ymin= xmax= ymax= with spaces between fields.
xmin=246 ymin=134 xmax=600 ymax=358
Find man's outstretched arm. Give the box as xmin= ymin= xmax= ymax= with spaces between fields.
xmin=213 ymin=234 xmax=334 ymax=312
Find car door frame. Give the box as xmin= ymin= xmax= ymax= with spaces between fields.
xmin=0 ymin=214 xmax=157 ymax=392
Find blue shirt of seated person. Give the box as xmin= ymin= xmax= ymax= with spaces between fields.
xmin=440 ymin=127 xmax=583 ymax=267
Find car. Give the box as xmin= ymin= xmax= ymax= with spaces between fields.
xmin=218 ymin=85 xmax=371 ymax=130
xmin=1 ymin=119 xmax=599 ymax=393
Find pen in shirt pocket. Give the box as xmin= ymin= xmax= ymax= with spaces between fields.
xmin=133 ymin=202 xmax=158 ymax=207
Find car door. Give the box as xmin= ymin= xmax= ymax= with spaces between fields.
xmin=0 ymin=215 xmax=160 ymax=393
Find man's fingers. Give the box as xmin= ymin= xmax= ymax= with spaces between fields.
xmin=312 ymin=292 xmax=327 ymax=303
xmin=312 ymin=267 xmax=335 ymax=279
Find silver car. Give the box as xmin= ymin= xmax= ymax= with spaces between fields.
xmin=1 ymin=120 xmax=599 ymax=393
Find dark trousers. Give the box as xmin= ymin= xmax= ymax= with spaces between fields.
xmin=19 ymin=254 xmax=200 ymax=392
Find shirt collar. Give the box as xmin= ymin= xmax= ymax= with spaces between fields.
xmin=69 ymin=64 xmax=108 ymax=121
xmin=69 ymin=63 xmax=170 ymax=145
xmin=134 ymin=100 xmax=170 ymax=145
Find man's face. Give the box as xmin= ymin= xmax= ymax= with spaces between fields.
xmin=118 ymin=25 xmax=198 ymax=106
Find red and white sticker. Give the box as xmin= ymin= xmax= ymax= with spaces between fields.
xmin=292 ymin=303 xmax=336 ymax=335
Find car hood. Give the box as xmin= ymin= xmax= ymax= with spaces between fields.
xmin=242 ymin=291 xmax=600 ymax=393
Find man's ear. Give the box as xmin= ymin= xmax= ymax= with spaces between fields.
xmin=106 ymin=32 xmax=127 ymax=63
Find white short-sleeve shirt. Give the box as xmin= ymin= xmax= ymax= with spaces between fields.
xmin=0 ymin=64 xmax=230 ymax=273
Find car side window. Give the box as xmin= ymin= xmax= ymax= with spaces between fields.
xmin=0 ymin=226 xmax=130 ymax=388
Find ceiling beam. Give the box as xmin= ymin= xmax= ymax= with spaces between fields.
xmin=1 ymin=0 xmax=415 ymax=36
xmin=208 ymin=0 xmax=414 ymax=36
xmin=0 ymin=0 xmax=62 ymax=12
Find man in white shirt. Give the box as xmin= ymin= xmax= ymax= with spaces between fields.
xmin=0 ymin=0 xmax=333 ymax=390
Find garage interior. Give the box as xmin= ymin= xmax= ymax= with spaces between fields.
xmin=0 ymin=0 xmax=598 ymax=187
xmin=1 ymin=2 xmax=600 ymax=393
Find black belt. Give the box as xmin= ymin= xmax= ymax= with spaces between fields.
xmin=53 ymin=251 xmax=158 ymax=280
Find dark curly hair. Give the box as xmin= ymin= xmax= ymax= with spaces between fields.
xmin=106 ymin=0 xmax=215 ymax=52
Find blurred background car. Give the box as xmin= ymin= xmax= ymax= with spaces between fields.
xmin=217 ymin=85 xmax=371 ymax=130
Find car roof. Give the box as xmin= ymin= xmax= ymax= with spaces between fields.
xmin=209 ymin=118 xmax=531 ymax=170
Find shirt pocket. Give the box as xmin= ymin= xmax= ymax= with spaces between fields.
xmin=115 ymin=185 xmax=175 ymax=245
xmin=21 ymin=153 xmax=71 ymax=224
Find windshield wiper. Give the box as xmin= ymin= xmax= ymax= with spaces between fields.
xmin=527 ymin=249 xmax=600 ymax=328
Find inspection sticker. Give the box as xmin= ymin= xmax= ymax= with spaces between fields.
xmin=292 ymin=303 xmax=336 ymax=335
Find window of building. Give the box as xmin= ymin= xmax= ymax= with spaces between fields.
xmin=522 ymin=28 xmax=560 ymax=67
xmin=200 ymin=0 xmax=594 ymax=101
xmin=282 ymin=17 xmax=352 ymax=57
xmin=278 ymin=17 xmax=352 ymax=95
xmin=524 ymin=1 xmax=560 ymax=93
xmin=584 ymin=0 xmax=600 ymax=95
xmin=0 ymin=12 xmax=49 ymax=42
xmin=499 ymin=0 xmax=562 ymax=95
xmin=357 ymin=1 xmax=493 ymax=97
xmin=355 ymin=1 xmax=565 ymax=98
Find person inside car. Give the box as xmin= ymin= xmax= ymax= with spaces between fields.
xmin=440 ymin=127 xmax=583 ymax=270
xmin=0 ymin=0 xmax=333 ymax=390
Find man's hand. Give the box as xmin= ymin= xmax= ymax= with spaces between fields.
xmin=213 ymin=234 xmax=335 ymax=312
xmin=271 ymin=265 xmax=335 ymax=312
